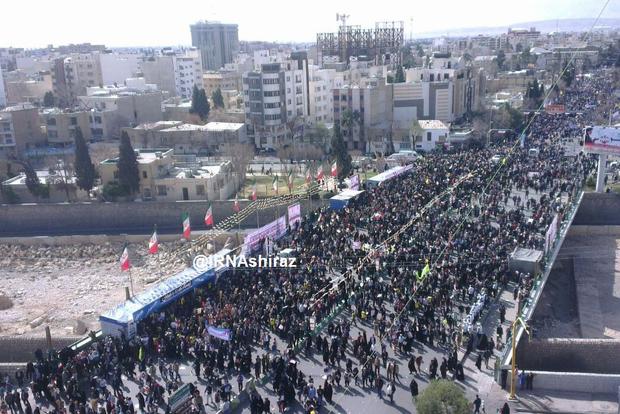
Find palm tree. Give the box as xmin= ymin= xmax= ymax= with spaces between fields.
xmin=341 ymin=109 xmax=362 ymax=150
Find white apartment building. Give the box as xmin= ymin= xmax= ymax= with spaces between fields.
xmin=243 ymin=53 xmax=309 ymax=149
xmin=307 ymin=65 xmax=335 ymax=126
xmin=99 ymin=52 xmax=141 ymax=86
xmin=173 ymin=49 xmax=204 ymax=100
xmin=140 ymin=49 xmax=204 ymax=99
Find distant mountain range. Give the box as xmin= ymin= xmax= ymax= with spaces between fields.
xmin=412 ymin=18 xmax=620 ymax=39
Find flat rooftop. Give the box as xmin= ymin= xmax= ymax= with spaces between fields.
xmin=532 ymin=230 xmax=620 ymax=339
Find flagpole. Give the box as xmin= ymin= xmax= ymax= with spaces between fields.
xmin=154 ymin=224 xmax=163 ymax=279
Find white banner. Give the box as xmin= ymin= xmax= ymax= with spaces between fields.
xmin=288 ymin=203 xmax=301 ymax=228
xmin=544 ymin=214 xmax=559 ymax=253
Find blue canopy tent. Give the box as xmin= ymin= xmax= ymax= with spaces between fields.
xmin=100 ymin=248 xmax=231 ymax=338
xmin=329 ymin=189 xmax=365 ymax=211
xmin=366 ymin=164 xmax=413 ymax=189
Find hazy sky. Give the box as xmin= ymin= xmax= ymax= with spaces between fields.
xmin=2 ymin=0 xmax=618 ymax=48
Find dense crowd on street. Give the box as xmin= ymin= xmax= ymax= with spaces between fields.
xmin=1 ymin=69 xmax=615 ymax=414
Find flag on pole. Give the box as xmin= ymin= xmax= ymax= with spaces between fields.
xmin=148 ymin=229 xmax=158 ymax=254
xmin=317 ymin=167 xmax=324 ymax=181
xmin=204 ymin=204 xmax=214 ymax=227
xmin=251 ymin=180 xmax=257 ymax=201
xmin=272 ymin=175 xmax=278 ymax=194
xmin=331 ymin=161 xmax=338 ymax=177
xmin=287 ymin=170 xmax=294 ymax=190
xmin=418 ymin=262 xmax=431 ymax=281
xmin=120 ymin=246 xmax=131 ymax=271
xmin=233 ymin=195 xmax=240 ymax=212
xmin=182 ymin=212 xmax=191 ymax=240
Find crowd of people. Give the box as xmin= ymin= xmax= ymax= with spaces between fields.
xmin=0 ymin=69 xmax=615 ymax=414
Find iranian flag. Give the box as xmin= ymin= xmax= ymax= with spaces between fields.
xmin=233 ymin=195 xmax=240 ymax=213
xmin=204 ymin=204 xmax=214 ymax=227
xmin=120 ymin=247 xmax=131 ymax=271
xmin=331 ymin=161 xmax=338 ymax=177
xmin=316 ymin=167 xmax=324 ymax=181
xmin=251 ymin=181 xmax=257 ymax=201
xmin=182 ymin=212 xmax=191 ymax=240
xmin=148 ymin=229 xmax=158 ymax=254
xmin=272 ymin=175 xmax=278 ymax=194
xmin=287 ymin=171 xmax=294 ymax=190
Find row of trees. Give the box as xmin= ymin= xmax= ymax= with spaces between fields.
xmin=189 ymin=85 xmax=226 ymax=123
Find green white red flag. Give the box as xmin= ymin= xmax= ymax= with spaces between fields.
xmin=148 ymin=229 xmax=158 ymax=254
xmin=233 ymin=195 xmax=240 ymax=212
xmin=204 ymin=204 xmax=214 ymax=227
xmin=272 ymin=175 xmax=278 ymax=194
xmin=182 ymin=212 xmax=191 ymax=240
xmin=331 ymin=161 xmax=338 ymax=177
xmin=120 ymin=247 xmax=131 ymax=271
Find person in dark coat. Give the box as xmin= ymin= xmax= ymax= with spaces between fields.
xmin=409 ymin=378 xmax=418 ymax=398
xmin=501 ymin=402 xmax=511 ymax=414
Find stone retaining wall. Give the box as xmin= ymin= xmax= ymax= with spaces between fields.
xmin=0 ymin=199 xmax=327 ymax=237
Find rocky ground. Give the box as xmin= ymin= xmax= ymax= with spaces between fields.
xmin=0 ymin=240 xmax=214 ymax=338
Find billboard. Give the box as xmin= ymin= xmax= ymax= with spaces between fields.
xmin=584 ymin=126 xmax=620 ymax=155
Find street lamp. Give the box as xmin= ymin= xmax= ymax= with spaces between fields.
xmin=509 ymin=316 xmax=530 ymax=400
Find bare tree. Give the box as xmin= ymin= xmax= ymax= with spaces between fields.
xmin=222 ymin=142 xmax=254 ymax=186
xmin=45 ymin=154 xmax=76 ymax=202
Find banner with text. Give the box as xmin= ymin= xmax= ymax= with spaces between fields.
xmin=288 ymin=203 xmax=301 ymax=228
xmin=544 ymin=213 xmax=559 ymax=253
xmin=243 ymin=216 xmax=287 ymax=255
xmin=206 ymin=325 xmax=232 ymax=341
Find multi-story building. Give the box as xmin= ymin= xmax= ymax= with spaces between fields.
xmin=5 ymin=71 xmax=53 ymax=106
xmin=333 ymin=77 xmax=393 ymax=153
xmin=51 ymin=54 xmax=103 ymax=106
xmin=78 ymin=80 xmax=164 ymax=139
xmin=503 ymin=27 xmax=541 ymax=50
xmin=190 ymin=21 xmax=239 ymax=70
xmin=0 ymin=103 xmax=46 ymax=156
xmin=0 ymin=66 xmax=6 ymax=107
xmin=203 ymin=70 xmax=242 ymax=97
xmin=41 ymin=108 xmax=92 ymax=147
xmin=397 ymin=63 xmax=482 ymax=123
xmin=242 ymin=54 xmax=309 ymax=150
xmin=99 ymin=52 xmax=141 ymax=86
xmin=172 ymin=49 xmax=204 ymax=100
xmin=307 ymin=65 xmax=336 ymax=126
xmin=140 ymin=49 xmax=204 ymax=99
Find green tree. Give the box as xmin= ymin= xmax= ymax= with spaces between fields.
xmin=73 ymin=126 xmax=96 ymax=192
xmin=212 ymin=87 xmax=225 ymax=108
xmin=117 ymin=131 xmax=140 ymax=195
xmin=496 ymin=50 xmax=506 ymax=71
xmin=395 ymin=65 xmax=405 ymax=83
xmin=331 ymin=123 xmax=352 ymax=180
xmin=43 ymin=91 xmax=55 ymax=108
xmin=190 ymin=86 xmax=211 ymax=121
xmin=386 ymin=74 xmax=394 ymax=84
xmin=561 ymin=60 xmax=575 ymax=87
xmin=415 ymin=380 xmax=470 ymax=414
